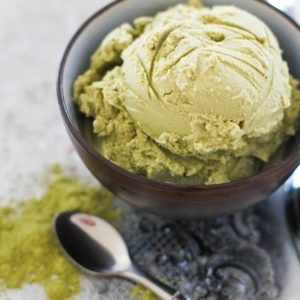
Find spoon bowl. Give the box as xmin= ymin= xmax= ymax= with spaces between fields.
xmin=54 ymin=211 xmax=131 ymax=275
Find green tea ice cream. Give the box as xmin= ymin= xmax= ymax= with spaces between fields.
xmin=74 ymin=2 xmax=300 ymax=185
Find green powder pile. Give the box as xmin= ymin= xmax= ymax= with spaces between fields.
xmin=131 ymin=284 xmax=159 ymax=300
xmin=0 ymin=166 xmax=121 ymax=300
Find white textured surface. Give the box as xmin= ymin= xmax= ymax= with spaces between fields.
xmin=0 ymin=0 xmax=112 ymax=201
xmin=266 ymin=0 xmax=300 ymax=21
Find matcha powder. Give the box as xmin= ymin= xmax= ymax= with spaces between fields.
xmin=0 ymin=166 xmax=121 ymax=300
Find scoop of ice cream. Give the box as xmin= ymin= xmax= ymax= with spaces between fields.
xmin=73 ymin=2 xmax=300 ymax=185
xmin=121 ymin=5 xmax=291 ymax=156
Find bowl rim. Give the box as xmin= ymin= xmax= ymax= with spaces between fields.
xmin=57 ymin=0 xmax=300 ymax=192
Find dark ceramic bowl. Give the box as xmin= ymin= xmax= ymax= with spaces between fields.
xmin=57 ymin=0 xmax=300 ymax=218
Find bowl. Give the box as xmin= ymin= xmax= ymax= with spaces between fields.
xmin=57 ymin=0 xmax=300 ymax=218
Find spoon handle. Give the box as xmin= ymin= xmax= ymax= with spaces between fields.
xmin=122 ymin=265 xmax=190 ymax=300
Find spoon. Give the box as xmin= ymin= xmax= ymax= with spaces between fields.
xmin=54 ymin=211 xmax=189 ymax=300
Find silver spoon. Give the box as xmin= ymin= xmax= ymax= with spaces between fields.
xmin=54 ymin=211 xmax=189 ymax=300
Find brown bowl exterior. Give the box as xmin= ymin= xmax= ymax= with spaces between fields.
xmin=67 ymin=126 xmax=300 ymax=218
xmin=57 ymin=0 xmax=300 ymax=218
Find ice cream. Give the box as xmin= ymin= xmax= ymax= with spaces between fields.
xmin=73 ymin=2 xmax=300 ymax=185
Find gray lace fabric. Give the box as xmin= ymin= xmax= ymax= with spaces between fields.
xmin=88 ymin=186 xmax=298 ymax=300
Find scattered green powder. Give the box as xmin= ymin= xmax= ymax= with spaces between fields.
xmin=0 ymin=166 xmax=121 ymax=300
xmin=131 ymin=284 xmax=160 ymax=300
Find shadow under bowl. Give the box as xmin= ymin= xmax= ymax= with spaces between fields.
xmin=57 ymin=0 xmax=300 ymax=218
